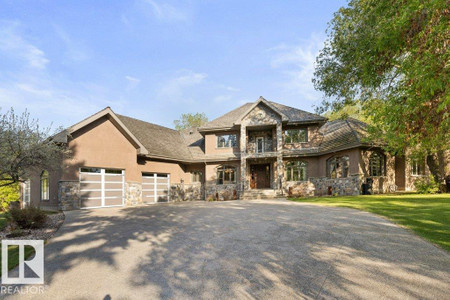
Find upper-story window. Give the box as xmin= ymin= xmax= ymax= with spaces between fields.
xmin=284 ymin=129 xmax=307 ymax=144
xmin=411 ymin=159 xmax=425 ymax=176
xmin=217 ymin=166 xmax=236 ymax=184
xmin=285 ymin=161 xmax=307 ymax=181
xmin=327 ymin=156 xmax=349 ymax=178
xmin=40 ymin=170 xmax=49 ymax=201
xmin=369 ymin=152 xmax=385 ymax=176
xmin=217 ymin=134 xmax=237 ymax=148
xmin=191 ymin=171 xmax=203 ymax=183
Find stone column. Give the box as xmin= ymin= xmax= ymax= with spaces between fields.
xmin=240 ymin=125 xmax=247 ymax=192
xmin=276 ymin=122 xmax=284 ymax=192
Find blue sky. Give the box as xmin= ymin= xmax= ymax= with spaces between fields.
xmin=0 ymin=0 xmax=346 ymax=130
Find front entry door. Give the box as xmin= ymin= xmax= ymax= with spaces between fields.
xmin=250 ymin=164 xmax=271 ymax=189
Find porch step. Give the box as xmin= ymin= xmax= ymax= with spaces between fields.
xmin=241 ymin=189 xmax=285 ymax=200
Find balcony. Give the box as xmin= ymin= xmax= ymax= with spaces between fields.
xmin=246 ymin=139 xmax=278 ymax=158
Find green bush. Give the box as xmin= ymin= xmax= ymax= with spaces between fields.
xmin=0 ymin=182 xmax=19 ymax=212
xmin=7 ymin=207 xmax=48 ymax=229
xmin=414 ymin=175 xmax=440 ymax=194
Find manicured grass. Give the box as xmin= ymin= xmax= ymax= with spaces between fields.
xmin=0 ymin=245 xmax=36 ymax=276
xmin=290 ymin=193 xmax=450 ymax=251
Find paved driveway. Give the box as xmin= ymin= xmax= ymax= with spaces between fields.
xmin=7 ymin=200 xmax=450 ymax=299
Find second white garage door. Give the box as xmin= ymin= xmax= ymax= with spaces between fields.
xmin=142 ymin=173 xmax=170 ymax=203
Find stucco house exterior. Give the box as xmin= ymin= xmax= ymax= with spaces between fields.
xmin=22 ymin=97 xmax=431 ymax=210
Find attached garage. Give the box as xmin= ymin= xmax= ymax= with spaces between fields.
xmin=80 ymin=168 xmax=125 ymax=209
xmin=142 ymin=173 xmax=170 ymax=203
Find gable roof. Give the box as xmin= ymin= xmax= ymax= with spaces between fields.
xmin=52 ymin=107 xmax=149 ymax=155
xmin=116 ymin=114 xmax=193 ymax=161
xmin=199 ymin=96 xmax=326 ymax=132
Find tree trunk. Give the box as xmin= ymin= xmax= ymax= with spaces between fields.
xmin=426 ymin=152 xmax=444 ymax=183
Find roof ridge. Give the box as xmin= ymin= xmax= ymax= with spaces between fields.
xmin=116 ymin=114 xmax=178 ymax=133
xmin=268 ymin=101 xmax=326 ymax=119
xmin=345 ymin=119 xmax=361 ymax=144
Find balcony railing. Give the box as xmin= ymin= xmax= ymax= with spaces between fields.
xmin=246 ymin=140 xmax=276 ymax=154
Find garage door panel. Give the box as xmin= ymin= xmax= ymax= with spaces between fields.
xmin=104 ymin=182 xmax=123 ymax=189
xmin=80 ymin=174 xmax=102 ymax=181
xmin=105 ymin=197 xmax=122 ymax=206
xmin=81 ymin=197 xmax=102 ymax=208
xmin=80 ymin=182 xmax=101 ymax=190
xmin=104 ymin=175 xmax=123 ymax=182
xmin=80 ymin=190 xmax=102 ymax=198
xmin=156 ymin=190 xmax=168 ymax=196
xmin=141 ymin=173 xmax=170 ymax=203
xmin=156 ymin=178 xmax=168 ymax=184
xmin=104 ymin=190 xmax=123 ymax=197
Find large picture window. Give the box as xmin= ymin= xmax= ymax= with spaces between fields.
xmin=285 ymin=161 xmax=307 ymax=181
xmin=411 ymin=160 xmax=425 ymax=176
xmin=327 ymin=156 xmax=349 ymax=178
xmin=217 ymin=166 xmax=236 ymax=184
xmin=217 ymin=134 xmax=237 ymax=148
xmin=40 ymin=170 xmax=49 ymax=201
xmin=284 ymin=129 xmax=307 ymax=144
xmin=369 ymin=152 xmax=385 ymax=176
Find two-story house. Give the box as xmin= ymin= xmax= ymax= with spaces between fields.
xmin=22 ymin=97 xmax=431 ymax=210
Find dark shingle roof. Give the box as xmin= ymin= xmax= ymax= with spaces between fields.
xmin=180 ymin=127 xmax=205 ymax=160
xmin=319 ymin=118 xmax=368 ymax=152
xmin=200 ymin=98 xmax=326 ymax=130
xmin=117 ymin=114 xmax=193 ymax=160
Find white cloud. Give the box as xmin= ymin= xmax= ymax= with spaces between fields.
xmin=158 ymin=70 xmax=207 ymax=102
xmin=0 ymin=21 xmax=49 ymax=69
xmin=269 ymin=33 xmax=325 ymax=102
xmin=144 ymin=0 xmax=188 ymax=22
xmin=125 ymin=75 xmax=141 ymax=90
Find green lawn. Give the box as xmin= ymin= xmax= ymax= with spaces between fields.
xmin=290 ymin=194 xmax=450 ymax=251
xmin=0 ymin=245 xmax=36 ymax=276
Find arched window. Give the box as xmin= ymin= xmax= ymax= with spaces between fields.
xmin=40 ymin=170 xmax=49 ymax=201
xmin=285 ymin=161 xmax=307 ymax=181
xmin=369 ymin=152 xmax=385 ymax=176
xmin=217 ymin=166 xmax=236 ymax=184
xmin=327 ymin=156 xmax=349 ymax=178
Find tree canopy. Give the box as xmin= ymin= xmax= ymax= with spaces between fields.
xmin=0 ymin=108 xmax=68 ymax=187
xmin=174 ymin=112 xmax=208 ymax=131
xmin=314 ymin=0 xmax=449 ymax=181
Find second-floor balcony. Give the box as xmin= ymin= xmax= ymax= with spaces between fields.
xmin=246 ymin=137 xmax=277 ymax=157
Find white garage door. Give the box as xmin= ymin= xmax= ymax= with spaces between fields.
xmin=80 ymin=168 xmax=125 ymax=209
xmin=142 ymin=173 xmax=170 ymax=203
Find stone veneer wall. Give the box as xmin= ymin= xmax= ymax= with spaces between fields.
xmin=125 ymin=182 xmax=143 ymax=206
xmin=58 ymin=181 xmax=81 ymax=210
xmin=205 ymin=184 xmax=240 ymax=201
xmin=170 ymin=183 xmax=203 ymax=202
xmin=283 ymin=175 xmax=362 ymax=197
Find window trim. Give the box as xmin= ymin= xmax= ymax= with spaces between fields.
xmin=191 ymin=171 xmax=203 ymax=183
xmin=256 ymin=137 xmax=265 ymax=153
xmin=284 ymin=128 xmax=308 ymax=144
xmin=216 ymin=165 xmax=237 ymax=185
xmin=369 ymin=152 xmax=386 ymax=177
xmin=216 ymin=134 xmax=238 ymax=148
xmin=411 ymin=159 xmax=425 ymax=176
xmin=327 ymin=156 xmax=350 ymax=179
xmin=285 ymin=161 xmax=308 ymax=182
xmin=40 ymin=170 xmax=50 ymax=201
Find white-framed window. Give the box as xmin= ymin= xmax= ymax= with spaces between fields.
xmin=191 ymin=171 xmax=203 ymax=183
xmin=284 ymin=128 xmax=308 ymax=144
xmin=327 ymin=156 xmax=349 ymax=178
xmin=256 ymin=137 xmax=264 ymax=153
xmin=369 ymin=152 xmax=385 ymax=176
xmin=285 ymin=161 xmax=307 ymax=181
xmin=217 ymin=134 xmax=237 ymax=148
xmin=23 ymin=179 xmax=31 ymax=206
xmin=40 ymin=170 xmax=49 ymax=201
xmin=217 ymin=166 xmax=236 ymax=184
xmin=411 ymin=160 xmax=425 ymax=176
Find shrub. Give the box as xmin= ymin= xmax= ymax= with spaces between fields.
xmin=414 ymin=175 xmax=440 ymax=194
xmin=7 ymin=206 xmax=48 ymax=229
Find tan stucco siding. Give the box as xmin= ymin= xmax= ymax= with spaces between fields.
xmin=205 ymin=161 xmax=240 ymax=184
xmin=138 ymin=160 xmax=192 ymax=184
xmin=204 ymin=131 xmax=240 ymax=155
xmin=62 ymin=117 xmax=139 ymax=181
